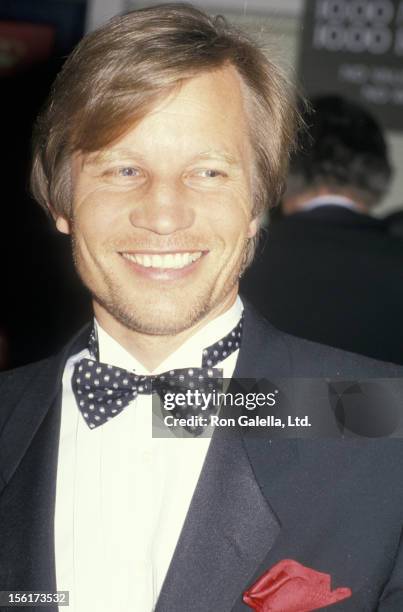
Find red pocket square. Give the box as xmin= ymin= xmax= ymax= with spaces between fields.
xmin=243 ymin=559 xmax=352 ymax=611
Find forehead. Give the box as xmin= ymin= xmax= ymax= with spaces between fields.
xmin=85 ymin=66 xmax=251 ymax=163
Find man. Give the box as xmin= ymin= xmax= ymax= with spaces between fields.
xmin=1 ymin=6 xmax=403 ymax=612
xmin=281 ymin=95 xmax=393 ymax=217
xmin=242 ymin=95 xmax=403 ymax=363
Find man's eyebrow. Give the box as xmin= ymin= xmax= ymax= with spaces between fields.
xmin=82 ymin=149 xmax=146 ymax=167
xmin=193 ymin=150 xmax=239 ymax=165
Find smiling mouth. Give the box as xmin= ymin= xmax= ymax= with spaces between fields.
xmin=120 ymin=251 xmax=204 ymax=270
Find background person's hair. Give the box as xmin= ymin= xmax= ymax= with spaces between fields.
xmin=285 ymin=95 xmax=393 ymax=208
xmin=31 ymin=3 xmax=298 ymax=241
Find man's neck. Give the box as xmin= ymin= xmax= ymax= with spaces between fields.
xmin=93 ymin=292 xmax=238 ymax=371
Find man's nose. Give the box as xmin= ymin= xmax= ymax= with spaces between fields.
xmin=129 ymin=180 xmax=195 ymax=235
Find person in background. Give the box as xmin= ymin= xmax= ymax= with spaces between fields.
xmin=281 ymin=95 xmax=392 ymax=216
xmin=242 ymin=95 xmax=403 ymax=364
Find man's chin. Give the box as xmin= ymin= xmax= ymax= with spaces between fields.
xmin=114 ymin=313 xmax=207 ymax=337
xmin=95 ymin=294 xmax=213 ymax=337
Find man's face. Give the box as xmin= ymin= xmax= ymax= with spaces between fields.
xmin=56 ymin=66 xmax=257 ymax=336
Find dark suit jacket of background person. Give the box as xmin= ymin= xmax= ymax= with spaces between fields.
xmin=385 ymin=209 xmax=403 ymax=238
xmin=1 ymin=303 xmax=403 ymax=611
xmin=241 ymin=204 xmax=403 ymax=365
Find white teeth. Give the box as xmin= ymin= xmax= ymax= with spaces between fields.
xmin=122 ymin=251 xmax=202 ymax=269
xmin=165 ymin=254 xmax=175 ymax=268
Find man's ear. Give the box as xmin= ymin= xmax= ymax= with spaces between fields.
xmin=247 ymin=216 xmax=259 ymax=239
xmin=55 ymin=215 xmax=71 ymax=235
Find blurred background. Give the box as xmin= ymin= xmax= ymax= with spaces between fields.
xmin=2 ymin=0 xmax=403 ymax=369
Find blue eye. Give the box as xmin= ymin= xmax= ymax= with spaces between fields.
xmin=119 ymin=167 xmax=139 ymax=177
xmin=194 ymin=168 xmax=226 ymax=179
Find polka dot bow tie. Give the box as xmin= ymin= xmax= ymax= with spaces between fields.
xmin=71 ymin=315 xmax=243 ymax=432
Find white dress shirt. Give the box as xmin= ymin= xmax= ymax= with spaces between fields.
xmin=54 ymin=297 xmax=243 ymax=612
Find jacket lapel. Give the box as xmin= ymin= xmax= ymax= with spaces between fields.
xmin=156 ymin=304 xmax=293 ymax=611
xmin=155 ymin=425 xmax=280 ymax=612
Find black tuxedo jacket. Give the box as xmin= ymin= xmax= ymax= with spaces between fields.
xmin=1 ymin=304 xmax=403 ymax=611
xmin=241 ymin=204 xmax=403 ymax=364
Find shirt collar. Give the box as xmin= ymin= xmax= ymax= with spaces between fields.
xmin=94 ymin=296 xmax=244 ymax=375
xmin=301 ymin=195 xmax=360 ymax=212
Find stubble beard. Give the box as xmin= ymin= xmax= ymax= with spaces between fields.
xmin=71 ymin=234 xmax=246 ymax=337
xmin=93 ymin=280 xmax=224 ymax=337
